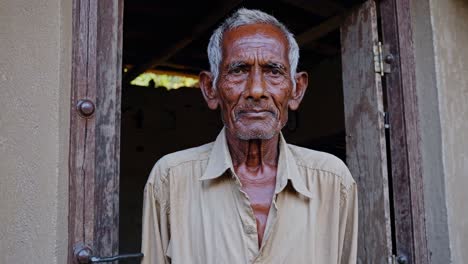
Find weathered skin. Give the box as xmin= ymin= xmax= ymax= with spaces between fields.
xmin=200 ymin=23 xmax=308 ymax=247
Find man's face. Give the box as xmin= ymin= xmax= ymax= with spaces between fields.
xmin=200 ymin=23 xmax=308 ymax=140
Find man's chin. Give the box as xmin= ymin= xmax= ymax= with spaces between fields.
xmin=223 ymin=120 xmax=283 ymax=141
xmin=234 ymin=128 xmax=278 ymax=140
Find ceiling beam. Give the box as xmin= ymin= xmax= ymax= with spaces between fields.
xmin=123 ymin=0 xmax=243 ymax=85
xmin=302 ymin=42 xmax=340 ymax=56
xmin=157 ymin=62 xmax=206 ymax=74
xmin=282 ymin=0 xmax=345 ymax=17
xmin=296 ymin=13 xmax=345 ymax=46
xmin=296 ymin=1 xmax=364 ymax=47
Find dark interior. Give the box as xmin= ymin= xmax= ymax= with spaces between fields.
xmin=119 ymin=0 xmax=361 ymax=261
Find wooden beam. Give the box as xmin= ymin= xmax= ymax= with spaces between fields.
xmin=296 ymin=3 xmax=363 ymax=50
xmin=301 ymin=42 xmax=340 ymax=56
xmin=158 ymin=62 xmax=204 ymax=72
xmin=124 ymin=3 xmax=182 ymax=16
xmin=296 ymin=13 xmax=344 ymax=46
xmin=123 ymin=0 xmax=242 ymax=85
xmin=282 ymin=0 xmax=345 ymax=17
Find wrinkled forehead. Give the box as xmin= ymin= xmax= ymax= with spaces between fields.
xmin=221 ymin=24 xmax=289 ymax=63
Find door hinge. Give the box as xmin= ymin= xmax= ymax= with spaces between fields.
xmin=374 ymin=42 xmax=393 ymax=76
xmin=384 ymin=112 xmax=390 ymax=129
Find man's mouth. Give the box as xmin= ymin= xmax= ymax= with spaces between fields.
xmin=236 ymin=109 xmax=276 ymax=120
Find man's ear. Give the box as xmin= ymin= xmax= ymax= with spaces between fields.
xmin=288 ymin=71 xmax=308 ymax=110
xmin=199 ymin=71 xmax=219 ymax=110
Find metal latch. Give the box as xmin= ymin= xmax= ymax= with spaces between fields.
xmin=74 ymin=243 xmax=144 ymax=263
xmin=374 ymin=42 xmax=394 ymax=76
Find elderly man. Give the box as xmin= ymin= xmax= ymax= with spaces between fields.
xmin=141 ymin=8 xmax=357 ymax=264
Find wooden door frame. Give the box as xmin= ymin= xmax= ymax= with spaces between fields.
xmin=67 ymin=0 xmax=428 ymax=263
xmin=379 ymin=0 xmax=429 ymax=263
xmin=68 ymin=0 xmax=123 ymax=263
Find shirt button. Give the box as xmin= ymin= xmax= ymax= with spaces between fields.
xmin=245 ymin=225 xmax=256 ymax=234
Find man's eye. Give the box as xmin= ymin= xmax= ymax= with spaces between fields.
xmin=271 ymin=68 xmax=280 ymax=75
xmin=230 ymin=68 xmax=245 ymax=75
xmin=268 ymin=68 xmax=282 ymax=76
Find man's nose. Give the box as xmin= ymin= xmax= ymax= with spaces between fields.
xmin=245 ymin=68 xmax=268 ymax=100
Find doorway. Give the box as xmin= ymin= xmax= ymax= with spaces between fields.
xmin=68 ymin=0 xmax=428 ymax=263
xmin=119 ymin=0 xmax=357 ymax=262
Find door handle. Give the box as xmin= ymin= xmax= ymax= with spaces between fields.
xmin=74 ymin=243 xmax=143 ymax=263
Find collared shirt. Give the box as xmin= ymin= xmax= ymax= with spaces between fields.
xmin=141 ymin=128 xmax=358 ymax=264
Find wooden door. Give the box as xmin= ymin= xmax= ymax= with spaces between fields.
xmin=341 ymin=1 xmax=393 ymax=263
xmin=68 ymin=0 xmax=123 ymax=263
xmin=378 ymin=0 xmax=429 ymax=263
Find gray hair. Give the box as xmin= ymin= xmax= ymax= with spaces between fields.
xmin=207 ymin=8 xmax=300 ymax=88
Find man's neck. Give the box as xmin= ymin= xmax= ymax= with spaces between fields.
xmin=225 ymin=128 xmax=279 ymax=247
xmin=225 ymin=129 xmax=279 ymax=178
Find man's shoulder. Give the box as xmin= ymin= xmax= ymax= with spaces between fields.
xmin=159 ymin=142 xmax=214 ymax=167
xmin=287 ymin=144 xmax=355 ymax=187
xmin=147 ymin=142 xmax=214 ymax=182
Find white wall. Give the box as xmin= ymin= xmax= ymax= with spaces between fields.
xmin=412 ymin=0 xmax=468 ymax=263
xmin=0 ymin=0 xmax=71 ymax=263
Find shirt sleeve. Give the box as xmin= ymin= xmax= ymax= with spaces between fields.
xmin=338 ymin=181 xmax=358 ymax=264
xmin=141 ymin=163 xmax=171 ymax=264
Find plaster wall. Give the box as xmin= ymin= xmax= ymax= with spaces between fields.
xmin=410 ymin=0 xmax=451 ymax=262
xmin=0 ymin=0 xmax=71 ymax=263
xmin=411 ymin=0 xmax=468 ymax=262
xmin=429 ymin=0 xmax=468 ymax=262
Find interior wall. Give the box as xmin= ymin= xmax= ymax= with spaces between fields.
xmin=119 ymin=86 xmax=222 ymax=258
xmin=285 ymin=56 xmax=344 ymax=148
xmin=0 ymin=0 xmax=71 ymax=263
xmin=411 ymin=0 xmax=468 ymax=262
xmin=429 ymin=0 xmax=468 ymax=262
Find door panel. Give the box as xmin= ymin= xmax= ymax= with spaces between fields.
xmin=379 ymin=0 xmax=429 ymax=262
xmin=69 ymin=0 xmax=123 ymax=263
xmin=341 ymin=1 xmax=393 ymax=263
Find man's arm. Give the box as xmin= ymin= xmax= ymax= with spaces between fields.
xmin=141 ymin=163 xmax=171 ymax=264
xmin=338 ymin=181 xmax=358 ymax=264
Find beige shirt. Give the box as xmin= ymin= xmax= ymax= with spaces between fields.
xmin=141 ymin=128 xmax=358 ymax=264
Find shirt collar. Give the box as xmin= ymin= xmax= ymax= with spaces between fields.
xmin=200 ymin=127 xmax=313 ymax=199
